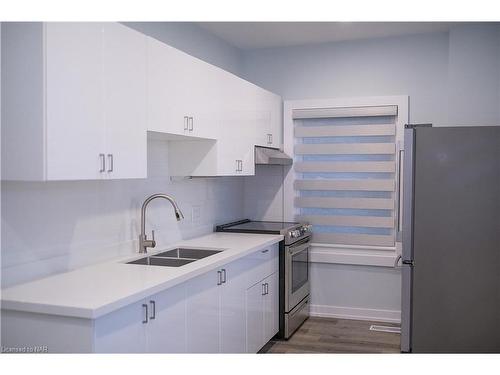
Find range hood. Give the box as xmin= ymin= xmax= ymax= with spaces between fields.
xmin=254 ymin=146 xmax=293 ymax=166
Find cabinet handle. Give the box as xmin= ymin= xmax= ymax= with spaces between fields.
xmin=221 ymin=268 xmax=226 ymax=284
xmin=142 ymin=304 xmax=148 ymax=324
xmin=189 ymin=117 xmax=194 ymax=131
xmin=235 ymin=160 xmax=239 ymax=172
xmin=261 ymin=249 xmax=269 ymax=253
xmin=240 ymin=160 xmax=243 ymax=172
xmin=99 ymin=154 xmax=105 ymax=173
xmin=150 ymin=300 xmax=156 ymax=320
xmin=107 ymin=154 xmax=113 ymax=172
xmin=265 ymin=283 xmax=269 ymax=295
xmin=262 ymin=283 xmax=266 ymax=296
xmin=269 ymin=134 xmax=273 ymax=144
xmin=184 ymin=116 xmax=189 ymax=131
xmin=217 ymin=270 xmax=222 ymax=285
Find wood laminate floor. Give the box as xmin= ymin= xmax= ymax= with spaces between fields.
xmin=260 ymin=317 xmax=401 ymax=354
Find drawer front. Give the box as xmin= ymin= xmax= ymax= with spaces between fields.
xmin=243 ymin=243 xmax=279 ymax=287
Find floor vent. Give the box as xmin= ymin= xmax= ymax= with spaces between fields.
xmin=369 ymin=325 xmax=401 ymax=334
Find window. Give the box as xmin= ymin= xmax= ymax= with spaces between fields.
xmin=284 ymin=97 xmax=407 ymax=265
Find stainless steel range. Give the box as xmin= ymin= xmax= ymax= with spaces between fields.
xmin=215 ymin=219 xmax=312 ymax=339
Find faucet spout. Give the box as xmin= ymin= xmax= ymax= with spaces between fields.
xmin=139 ymin=193 xmax=184 ymax=253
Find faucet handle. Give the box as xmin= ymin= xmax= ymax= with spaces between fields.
xmin=150 ymin=230 xmax=156 ymax=248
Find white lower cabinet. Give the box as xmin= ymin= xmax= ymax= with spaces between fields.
xmin=246 ymin=272 xmax=279 ymax=353
xmin=185 ymin=255 xmax=251 ymax=353
xmin=94 ymin=299 xmax=148 ymax=353
xmin=1 ymin=244 xmax=279 ymax=353
xmin=185 ymin=270 xmax=221 ymax=353
xmin=146 ymin=286 xmax=187 ymax=353
xmin=263 ymin=272 xmax=279 ymax=343
xmin=94 ymin=284 xmax=186 ymax=353
xmin=219 ymin=257 xmax=249 ymax=353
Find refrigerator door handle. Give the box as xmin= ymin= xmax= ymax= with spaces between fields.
xmin=402 ymin=259 xmax=414 ymax=266
xmin=396 ymin=146 xmax=404 ymax=242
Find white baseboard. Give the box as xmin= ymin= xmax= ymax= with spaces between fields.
xmin=310 ymin=304 xmax=401 ymax=323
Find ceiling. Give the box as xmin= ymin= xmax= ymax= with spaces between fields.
xmin=196 ymin=22 xmax=457 ymax=50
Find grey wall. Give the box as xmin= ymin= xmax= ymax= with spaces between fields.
xmin=123 ymin=22 xmax=244 ymax=76
xmin=1 ymin=23 xmax=246 ymax=287
xmin=447 ymin=24 xmax=500 ymax=125
xmin=241 ymin=24 xmax=500 ymax=319
xmin=242 ymin=24 xmax=500 ymax=126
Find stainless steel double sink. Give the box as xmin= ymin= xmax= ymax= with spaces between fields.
xmin=126 ymin=248 xmax=223 ymax=267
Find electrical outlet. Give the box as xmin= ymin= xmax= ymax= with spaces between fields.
xmin=191 ymin=205 xmax=201 ymax=225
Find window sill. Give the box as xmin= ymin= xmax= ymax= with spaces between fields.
xmin=310 ymin=243 xmax=399 ymax=268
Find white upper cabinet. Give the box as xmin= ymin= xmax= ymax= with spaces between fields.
xmin=102 ymin=23 xmax=148 ymax=179
xmin=147 ymin=35 xmax=282 ymax=177
xmin=147 ymin=37 xmax=219 ymax=140
xmin=1 ymin=22 xmax=147 ymax=181
xmin=253 ymin=89 xmax=282 ymax=149
xmin=1 ymin=22 xmax=282 ymax=180
xmin=45 ymin=23 xmax=105 ymax=181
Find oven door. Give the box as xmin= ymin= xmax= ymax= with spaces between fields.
xmin=285 ymin=238 xmax=310 ymax=312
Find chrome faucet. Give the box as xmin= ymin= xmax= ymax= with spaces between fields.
xmin=139 ymin=193 xmax=184 ymax=253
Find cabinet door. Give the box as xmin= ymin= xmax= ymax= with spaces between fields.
xmin=147 ymin=38 xmax=192 ymax=136
xmin=268 ymin=94 xmax=282 ymax=148
xmin=45 ymin=22 xmax=105 ymax=180
xmin=263 ymin=272 xmax=279 ymax=343
xmin=94 ymin=300 xmax=148 ymax=353
xmin=185 ymin=270 xmax=220 ymax=353
xmin=255 ymin=90 xmax=282 ymax=149
xmin=216 ymin=109 xmax=255 ymax=176
xmin=186 ymin=59 xmax=221 ymax=140
xmin=102 ymin=23 xmax=147 ymax=179
xmin=220 ymin=258 xmax=248 ymax=353
xmin=246 ymin=281 xmax=265 ymax=353
xmin=146 ymin=284 xmax=187 ymax=353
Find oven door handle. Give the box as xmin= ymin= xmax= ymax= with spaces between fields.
xmin=288 ymin=241 xmax=310 ymax=256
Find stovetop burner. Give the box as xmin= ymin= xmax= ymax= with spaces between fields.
xmin=225 ymin=220 xmax=299 ymax=232
xmin=215 ymin=219 xmax=312 ymax=245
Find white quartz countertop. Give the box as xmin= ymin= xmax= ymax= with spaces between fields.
xmin=1 ymin=233 xmax=282 ymax=319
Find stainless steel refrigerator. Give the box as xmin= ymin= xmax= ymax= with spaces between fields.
xmin=400 ymin=125 xmax=500 ymax=353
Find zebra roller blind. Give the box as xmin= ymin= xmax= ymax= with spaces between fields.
xmin=293 ymin=105 xmax=399 ymax=247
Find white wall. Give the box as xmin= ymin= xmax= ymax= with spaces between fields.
xmin=241 ymin=24 xmax=500 ymax=322
xmin=243 ymin=165 xmax=285 ymax=221
xmin=1 ymin=23 xmax=246 ymax=287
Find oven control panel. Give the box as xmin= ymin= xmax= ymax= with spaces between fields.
xmin=288 ymin=224 xmax=313 ymax=239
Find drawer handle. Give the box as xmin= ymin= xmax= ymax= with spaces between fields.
xmin=217 ymin=270 xmax=222 ymax=285
xmin=261 ymin=249 xmax=269 ymax=253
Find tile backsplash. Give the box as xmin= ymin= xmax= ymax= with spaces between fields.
xmin=1 ymin=137 xmax=245 ymax=287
